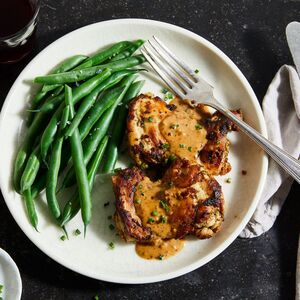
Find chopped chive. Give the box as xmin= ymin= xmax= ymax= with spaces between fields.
xmin=94 ymin=295 xmax=100 ymax=300
xmin=113 ymin=167 xmax=122 ymax=173
xmin=167 ymin=181 xmax=174 ymax=187
xmin=226 ymin=178 xmax=232 ymax=183
xmin=195 ymin=124 xmax=203 ymax=130
xmin=104 ymin=202 xmax=110 ymax=207
xmin=160 ymin=215 xmax=168 ymax=223
xmin=140 ymin=162 xmax=148 ymax=170
xmin=0 ymin=285 xmax=3 ymax=293
xmin=168 ymin=154 xmax=177 ymax=162
xmin=195 ymin=69 xmax=199 ymax=74
xmin=109 ymin=224 xmax=115 ymax=230
xmin=170 ymin=124 xmax=179 ymax=129
xmin=60 ymin=235 xmax=66 ymax=241
xmin=161 ymin=143 xmax=170 ymax=149
xmin=135 ymin=199 xmax=142 ymax=204
xmin=161 ymin=88 xmax=169 ymax=94
xmin=74 ymin=229 xmax=81 ymax=236
xmin=152 ymin=210 xmax=159 ymax=216
xmin=179 ymin=144 xmax=186 ymax=148
xmin=160 ymin=200 xmax=170 ymax=213
xmin=164 ymin=91 xmax=174 ymax=100
xmin=148 ymin=217 xmax=155 ymax=224
xmin=148 ymin=117 xmax=154 ymax=122
xmin=188 ymin=146 xmax=192 ymax=152
xmin=109 ymin=242 xmax=115 ymax=249
xmin=158 ymin=255 xmax=164 ymax=260
xmin=216 ymin=140 xmax=221 ymax=145
xmin=141 ymin=192 xmax=145 ymax=196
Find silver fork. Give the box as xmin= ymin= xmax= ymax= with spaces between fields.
xmin=141 ymin=36 xmax=300 ymax=184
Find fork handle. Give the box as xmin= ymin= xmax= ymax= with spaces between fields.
xmin=214 ymin=104 xmax=300 ymax=184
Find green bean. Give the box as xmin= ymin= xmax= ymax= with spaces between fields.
xmin=32 ymin=55 xmax=88 ymax=105
xmin=74 ymin=41 xmax=131 ymax=69
xmin=102 ymin=80 xmax=145 ymax=172
xmin=62 ymin=74 xmax=137 ymax=188
xmin=27 ymin=85 xmax=64 ymax=126
xmin=60 ymin=135 xmax=109 ymax=227
xmin=65 ymin=85 xmax=91 ymax=233
xmin=64 ymin=69 xmax=138 ymax=137
xmin=78 ymin=86 xmax=123 ymax=140
xmin=32 ymin=84 xmax=61 ymax=105
xmin=46 ymin=106 xmax=69 ymax=220
xmin=34 ymin=55 xmax=146 ymax=85
xmin=40 ymin=69 xmax=111 ymax=162
xmin=23 ymin=188 xmax=38 ymax=231
xmin=110 ymin=39 xmax=144 ymax=61
xmin=20 ymin=146 xmax=41 ymax=193
xmin=38 ymin=68 xmax=112 ymax=113
xmin=31 ymin=173 xmax=46 ymax=199
xmin=56 ymin=70 xmax=133 ymax=174
xmin=87 ymin=135 xmax=109 ymax=189
xmin=13 ymin=110 xmax=50 ymax=193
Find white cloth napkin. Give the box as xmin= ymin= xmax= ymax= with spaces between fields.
xmin=238 ymin=65 xmax=300 ymax=300
xmin=240 ymin=65 xmax=300 ymax=238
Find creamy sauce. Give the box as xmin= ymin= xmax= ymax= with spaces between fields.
xmin=134 ymin=99 xmax=209 ymax=260
xmin=134 ymin=177 xmax=187 ymax=260
xmin=134 ymin=177 xmax=173 ymax=238
xmin=136 ymin=238 xmax=185 ymax=260
xmin=159 ymin=99 xmax=207 ymax=162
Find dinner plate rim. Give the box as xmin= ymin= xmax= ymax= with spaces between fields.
xmin=0 ymin=18 xmax=268 ymax=284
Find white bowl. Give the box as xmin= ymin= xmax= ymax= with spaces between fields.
xmin=0 ymin=248 xmax=22 ymax=300
xmin=0 ymin=19 xmax=268 ymax=283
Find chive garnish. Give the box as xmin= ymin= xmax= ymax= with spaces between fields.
xmin=60 ymin=235 xmax=66 ymax=241
xmin=161 ymin=143 xmax=170 ymax=149
xmin=160 ymin=200 xmax=170 ymax=213
xmin=161 ymin=215 xmax=168 ymax=223
xmin=74 ymin=229 xmax=81 ymax=236
xmin=170 ymin=124 xmax=179 ymax=129
xmin=168 ymin=154 xmax=177 ymax=162
xmin=152 ymin=210 xmax=159 ymax=216
xmin=109 ymin=242 xmax=115 ymax=249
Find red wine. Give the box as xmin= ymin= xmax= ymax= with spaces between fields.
xmin=0 ymin=0 xmax=37 ymax=64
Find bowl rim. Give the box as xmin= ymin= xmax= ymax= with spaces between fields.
xmin=0 ymin=248 xmax=22 ymax=299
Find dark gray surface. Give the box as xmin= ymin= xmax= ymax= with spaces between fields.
xmin=0 ymin=1 xmax=300 ymax=299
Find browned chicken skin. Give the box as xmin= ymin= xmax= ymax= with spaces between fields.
xmin=127 ymin=94 xmax=241 ymax=175
xmin=112 ymin=159 xmax=224 ymax=242
xmin=112 ymin=94 xmax=241 ymax=245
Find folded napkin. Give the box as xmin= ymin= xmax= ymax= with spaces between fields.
xmin=240 ymin=65 xmax=300 ymax=238
xmin=239 ymin=65 xmax=300 ymax=299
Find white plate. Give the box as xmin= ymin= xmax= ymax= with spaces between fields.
xmin=0 ymin=248 xmax=22 ymax=300
xmin=0 ymin=19 xmax=268 ymax=284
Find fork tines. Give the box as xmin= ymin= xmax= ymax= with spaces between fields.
xmin=141 ymin=36 xmax=199 ymax=99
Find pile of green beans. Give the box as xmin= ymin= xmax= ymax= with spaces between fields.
xmin=13 ymin=40 xmax=146 ymax=233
